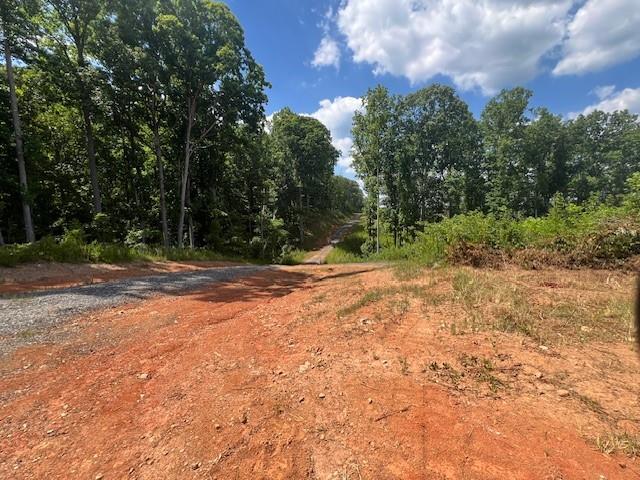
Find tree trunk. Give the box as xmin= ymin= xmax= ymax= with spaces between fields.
xmin=177 ymin=97 xmax=196 ymax=248
xmin=152 ymin=122 xmax=169 ymax=249
xmin=298 ymin=185 xmax=304 ymax=246
xmin=0 ymin=227 xmax=4 ymax=246
xmin=187 ymin=175 xmax=194 ymax=249
xmin=76 ymin=46 xmax=101 ymax=214
xmin=81 ymin=98 xmax=101 ymax=214
xmin=4 ymin=35 xmax=35 ymax=243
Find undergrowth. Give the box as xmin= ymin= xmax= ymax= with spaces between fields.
xmin=327 ymin=196 xmax=640 ymax=269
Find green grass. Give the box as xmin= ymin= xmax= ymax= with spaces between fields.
xmin=279 ymin=249 xmax=307 ymax=265
xmin=0 ymin=236 xmax=256 ymax=267
xmin=326 ymin=223 xmax=367 ymax=264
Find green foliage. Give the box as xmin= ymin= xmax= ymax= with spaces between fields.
xmin=0 ymin=234 xmax=248 ymax=267
xmin=328 ymin=188 xmax=640 ymax=267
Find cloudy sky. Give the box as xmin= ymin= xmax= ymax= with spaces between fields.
xmin=227 ymin=0 xmax=640 ymax=179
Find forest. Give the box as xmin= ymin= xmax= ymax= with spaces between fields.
xmin=2 ymin=0 xmax=639 ymax=266
xmin=0 ymin=0 xmax=362 ymax=263
xmin=343 ymin=85 xmax=640 ymax=266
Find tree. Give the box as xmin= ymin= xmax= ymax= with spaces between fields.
xmin=0 ymin=0 xmax=38 ymax=242
xmin=523 ymin=108 xmax=568 ymax=216
xmin=330 ymin=176 xmax=363 ymax=214
xmin=401 ymin=84 xmax=481 ymax=223
xmin=270 ymin=108 xmax=338 ymax=246
xmin=154 ymin=0 xmax=267 ymax=248
xmin=46 ymin=0 xmax=103 ymax=214
xmin=481 ymin=87 xmax=532 ymax=215
xmin=352 ymin=86 xmax=395 ymax=251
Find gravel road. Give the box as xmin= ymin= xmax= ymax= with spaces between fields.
xmin=0 ymin=265 xmax=266 ymax=355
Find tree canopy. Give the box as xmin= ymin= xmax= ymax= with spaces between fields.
xmin=0 ymin=0 xmax=362 ymax=258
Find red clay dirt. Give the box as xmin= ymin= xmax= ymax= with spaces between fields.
xmin=1 ymin=264 xmax=639 ymax=479
xmin=0 ymin=260 xmax=244 ymax=294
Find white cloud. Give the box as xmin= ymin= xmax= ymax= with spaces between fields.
xmin=336 ymin=0 xmax=573 ymax=94
xmin=592 ymin=85 xmax=616 ymax=100
xmin=306 ymin=96 xmax=363 ymax=173
xmin=553 ymin=0 xmax=640 ymax=76
xmin=570 ymin=86 xmax=640 ymax=117
xmin=312 ymin=36 xmax=341 ymax=69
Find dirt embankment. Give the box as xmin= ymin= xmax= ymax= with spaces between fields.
xmin=0 ymin=264 xmax=639 ymax=479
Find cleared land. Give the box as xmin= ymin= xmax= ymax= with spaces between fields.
xmin=0 ymin=263 xmax=639 ymax=479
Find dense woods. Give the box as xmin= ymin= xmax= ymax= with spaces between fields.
xmin=0 ymin=0 xmax=362 ymax=261
xmin=352 ymin=85 xmax=640 ymax=253
xmin=2 ymin=0 xmax=639 ymax=265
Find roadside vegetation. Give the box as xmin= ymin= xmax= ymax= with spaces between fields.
xmin=328 ymin=177 xmax=640 ymax=269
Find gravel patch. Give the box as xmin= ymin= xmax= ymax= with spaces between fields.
xmin=0 ymin=265 xmax=267 ymax=355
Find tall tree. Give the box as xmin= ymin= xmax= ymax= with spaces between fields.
xmin=352 ymin=86 xmax=394 ymax=251
xmin=524 ymin=108 xmax=568 ymax=216
xmin=0 ymin=0 xmax=37 ymax=242
xmin=270 ymin=108 xmax=338 ymax=246
xmin=401 ymin=84 xmax=481 ymax=223
xmin=154 ymin=0 xmax=267 ymax=248
xmin=47 ymin=0 xmax=103 ymax=214
xmin=481 ymin=87 xmax=532 ymax=214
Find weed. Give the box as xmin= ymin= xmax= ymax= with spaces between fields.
xmin=337 ymin=284 xmax=432 ymax=318
xmin=392 ymin=261 xmax=426 ymax=281
xmin=398 ymin=356 xmax=410 ymax=375
xmin=596 ymin=432 xmax=640 ymax=457
xmin=425 ymin=362 xmax=461 ymax=385
xmin=459 ymin=354 xmax=505 ymax=393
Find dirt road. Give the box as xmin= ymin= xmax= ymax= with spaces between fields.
xmin=304 ymin=217 xmax=360 ymax=264
xmin=1 ymin=264 xmax=639 ymax=479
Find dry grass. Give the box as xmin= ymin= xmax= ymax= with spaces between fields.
xmin=446 ymin=268 xmax=635 ymax=345
xmin=596 ymin=432 xmax=640 ymax=458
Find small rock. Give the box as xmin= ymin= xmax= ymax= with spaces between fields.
xmin=367 ymin=398 xmax=373 ymax=404
xmin=95 ymin=474 xmax=104 ymax=480
xmin=557 ymin=389 xmax=570 ymax=397
xmin=538 ymin=345 xmax=549 ymax=351
xmin=137 ymin=373 xmax=150 ymax=380
xmin=215 ymin=424 xmax=221 ymax=430
xmin=319 ymin=434 xmax=325 ymax=440
xmin=298 ymin=362 xmax=311 ymax=374
xmin=580 ymin=325 xmax=592 ymax=333
xmin=299 ymin=396 xmax=305 ymax=403
xmin=191 ymin=462 xmax=201 ymax=470
xmin=319 ymin=392 xmax=326 ymax=399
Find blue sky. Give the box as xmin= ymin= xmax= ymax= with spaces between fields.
xmin=226 ymin=0 xmax=640 ymax=179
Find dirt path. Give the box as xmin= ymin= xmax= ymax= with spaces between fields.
xmin=304 ymin=217 xmax=360 ymax=264
xmin=0 ymin=264 xmax=639 ymax=479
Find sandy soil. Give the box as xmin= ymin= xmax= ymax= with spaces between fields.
xmin=1 ymin=264 xmax=639 ymax=479
xmin=0 ymin=261 xmax=245 ymax=294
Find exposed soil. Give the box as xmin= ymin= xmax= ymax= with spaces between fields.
xmin=1 ymin=264 xmax=639 ymax=479
xmin=0 ymin=261 xmax=245 ymax=295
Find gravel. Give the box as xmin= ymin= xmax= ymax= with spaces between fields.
xmin=0 ymin=265 xmax=267 ymax=355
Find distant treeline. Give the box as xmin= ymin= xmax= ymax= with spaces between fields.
xmin=0 ymin=0 xmax=362 ymax=259
xmin=353 ymin=85 xmax=640 ymax=252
